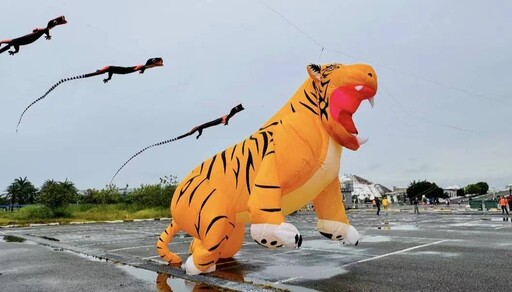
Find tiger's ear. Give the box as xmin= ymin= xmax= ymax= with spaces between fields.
xmin=307 ymin=64 xmax=322 ymax=82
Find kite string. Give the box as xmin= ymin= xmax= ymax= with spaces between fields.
xmin=109 ymin=136 xmax=182 ymax=186
xmin=380 ymin=84 xmax=483 ymax=135
xmin=255 ymin=0 xmax=506 ymax=106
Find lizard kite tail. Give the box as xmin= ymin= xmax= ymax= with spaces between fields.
xmin=110 ymin=104 xmax=244 ymax=185
xmin=16 ymin=58 xmax=164 ymax=132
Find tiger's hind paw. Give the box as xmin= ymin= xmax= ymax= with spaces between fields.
xmin=251 ymin=222 xmax=302 ymax=249
xmin=317 ymin=219 xmax=360 ymax=245
xmin=182 ymin=255 xmax=216 ymax=275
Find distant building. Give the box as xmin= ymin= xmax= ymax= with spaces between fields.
xmin=443 ymin=185 xmax=461 ymax=198
xmin=385 ymin=186 xmax=407 ymax=203
xmin=296 ymin=174 xmax=391 ymax=211
xmin=342 ymin=174 xmax=390 ymax=202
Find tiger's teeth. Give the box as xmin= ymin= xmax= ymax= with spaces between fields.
xmin=368 ymin=97 xmax=375 ymax=108
xmin=356 ymin=136 xmax=368 ymax=145
xmin=355 ymin=85 xmax=363 ymax=91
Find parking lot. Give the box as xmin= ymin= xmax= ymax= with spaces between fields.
xmin=1 ymin=210 xmax=512 ymax=291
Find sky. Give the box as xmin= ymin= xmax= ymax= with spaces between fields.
xmin=1 ymin=0 xmax=510 ymax=192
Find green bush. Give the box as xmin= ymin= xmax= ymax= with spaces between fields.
xmin=12 ymin=205 xmax=54 ymax=220
xmin=80 ymin=188 xmax=123 ymax=204
xmin=126 ymin=184 xmax=175 ymax=207
xmin=37 ymin=179 xmax=78 ymax=209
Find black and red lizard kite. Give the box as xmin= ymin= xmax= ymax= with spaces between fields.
xmin=109 ymin=104 xmax=245 ymax=184
xmin=0 ymin=16 xmax=67 ymax=55
xmin=16 ymin=58 xmax=164 ymax=132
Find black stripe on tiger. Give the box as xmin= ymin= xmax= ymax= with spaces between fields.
xmin=304 ymin=90 xmax=318 ymax=107
xmin=220 ymin=150 xmax=227 ymax=174
xmin=255 ymin=184 xmax=281 ymax=189
xmin=233 ymin=157 xmax=240 ymax=188
xmin=299 ymin=101 xmax=318 ymax=115
xmin=260 ymin=208 xmax=282 ymax=212
xmin=290 ymin=103 xmax=296 ymax=113
xmin=208 ymin=236 xmax=228 ymax=252
xmin=249 ymin=135 xmax=259 ymax=153
xmin=188 ymin=178 xmax=208 ymax=206
xmin=264 ymin=150 xmax=275 ymax=157
xmin=195 ymin=189 xmax=216 ymax=236
xmin=259 ymin=121 xmax=278 ymax=131
xmin=206 ymin=154 xmax=217 ymax=180
xmin=175 ymin=174 xmax=200 ymax=206
xmin=245 ymin=150 xmax=255 ymax=194
xmin=260 ymin=131 xmax=269 ymax=159
xmin=198 ymin=260 xmax=215 ymax=266
xmin=230 ymin=144 xmax=238 ymax=160
xmin=205 ymin=215 xmax=228 ymax=236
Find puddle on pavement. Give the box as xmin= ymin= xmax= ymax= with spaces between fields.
xmin=486 ymin=217 xmax=512 ymax=222
xmin=360 ymin=235 xmax=392 ymax=243
xmin=377 ymin=222 xmax=419 ymax=231
xmin=245 ymin=275 xmax=320 ymax=292
xmin=177 ymin=232 xmax=192 ymax=239
xmin=73 ymin=251 xmax=213 ymax=291
xmin=2 ymin=235 xmax=26 ymax=243
xmin=256 ymin=263 xmax=347 ymax=281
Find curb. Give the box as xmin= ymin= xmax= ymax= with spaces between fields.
xmin=0 ymin=217 xmax=171 ymax=229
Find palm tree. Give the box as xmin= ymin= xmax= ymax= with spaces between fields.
xmin=5 ymin=177 xmax=38 ymax=211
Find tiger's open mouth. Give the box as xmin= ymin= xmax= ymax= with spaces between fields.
xmin=329 ymin=84 xmax=376 ymax=137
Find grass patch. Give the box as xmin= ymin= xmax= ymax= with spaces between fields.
xmin=0 ymin=204 xmax=170 ymax=226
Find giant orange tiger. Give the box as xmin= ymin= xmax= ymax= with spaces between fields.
xmin=157 ymin=63 xmax=378 ymax=275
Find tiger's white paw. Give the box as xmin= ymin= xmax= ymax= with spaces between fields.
xmin=182 ymin=255 xmax=216 ymax=275
xmin=317 ymin=219 xmax=360 ymax=245
xmin=250 ymin=222 xmax=302 ymax=249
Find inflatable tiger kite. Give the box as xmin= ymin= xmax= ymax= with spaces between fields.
xmin=157 ymin=63 xmax=378 ymax=275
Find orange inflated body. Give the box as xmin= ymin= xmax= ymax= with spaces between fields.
xmin=157 ymin=63 xmax=378 ymax=275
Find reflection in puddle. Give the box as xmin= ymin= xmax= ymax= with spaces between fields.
xmin=75 ymin=252 xmax=216 ymax=291
xmin=360 ymin=235 xmax=392 ymax=243
xmin=259 ymin=264 xmax=345 ymax=280
xmin=2 ymin=235 xmax=26 ymax=243
xmin=156 ymin=273 xmax=220 ymax=292
xmin=377 ymin=221 xmax=419 ymax=231
xmin=487 ymin=217 xmax=512 ymax=222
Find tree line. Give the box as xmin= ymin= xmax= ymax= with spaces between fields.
xmin=406 ymin=180 xmax=489 ymax=201
xmin=1 ymin=176 xmax=178 ymax=213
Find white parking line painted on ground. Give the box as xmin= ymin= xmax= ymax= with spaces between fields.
xmin=142 ymin=251 xmax=189 ymax=260
xmin=343 ymin=239 xmax=449 ymax=267
xmin=273 ymin=276 xmax=302 ymax=285
xmin=107 ymin=240 xmax=187 ymax=252
xmin=108 ymin=244 xmax=155 ymax=252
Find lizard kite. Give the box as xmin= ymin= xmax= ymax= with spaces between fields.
xmin=16 ymin=58 xmax=164 ymax=132
xmin=110 ymin=104 xmax=245 ymax=184
xmin=0 ymin=16 xmax=67 ymax=55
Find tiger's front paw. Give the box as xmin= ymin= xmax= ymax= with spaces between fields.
xmin=251 ymin=222 xmax=302 ymax=249
xmin=317 ymin=219 xmax=360 ymax=245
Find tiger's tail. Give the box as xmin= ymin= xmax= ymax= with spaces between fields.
xmin=156 ymin=220 xmax=182 ymax=264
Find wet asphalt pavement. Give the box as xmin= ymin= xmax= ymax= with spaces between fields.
xmin=1 ymin=209 xmax=511 ymax=291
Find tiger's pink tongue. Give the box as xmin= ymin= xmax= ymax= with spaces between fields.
xmin=330 ymin=87 xmax=361 ymax=135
